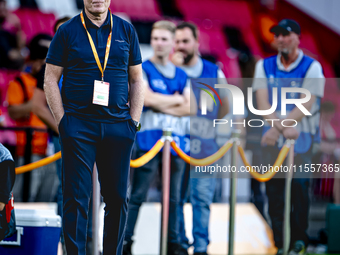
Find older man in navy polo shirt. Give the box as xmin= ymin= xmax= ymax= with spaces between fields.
xmin=44 ymin=0 xmax=144 ymax=254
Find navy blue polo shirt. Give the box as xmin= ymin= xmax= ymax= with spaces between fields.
xmin=46 ymin=10 xmax=142 ymax=123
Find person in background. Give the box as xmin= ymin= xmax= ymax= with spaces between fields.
xmin=0 ymin=0 xmax=25 ymax=69
xmin=6 ymin=33 xmax=58 ymax=203
xmin=253 ymin=19 xmax=325 ymax=255
xmin=124 ymin=20 xmax=193 ymax=255
xmin=315 ymin=102 xmax=340 ymax=202
xmin=172 ymin=22 xmax=229 ymax=255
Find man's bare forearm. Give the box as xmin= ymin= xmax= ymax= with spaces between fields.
xmin=256 ymin=89 xmax=282 ymax=130
xmin=8 ymin=102 xmax=32 ymax=120
xmin=44 ymin=64 xmax=64 ymax=125
xmin=282 ymin=95 xmax=316 ymax=126
xmin=33 ymin=104 xmax=59 ymax=133
xmin=129 ymin=64 xmax=144 ymax=121
xmin=130 ymin=80 xmax=144 ymax=121
xmin=32 ymin=88 xmax=58 ymax=134
xmin=144 ymin=89 xmax=183 ymax=111
xmin=160 ymin=89 xmax=194 ymax=116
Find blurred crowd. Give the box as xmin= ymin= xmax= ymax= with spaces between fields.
xmin=0 ymin=0 xmax=340 ymax=254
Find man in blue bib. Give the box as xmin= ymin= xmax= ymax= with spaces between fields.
xmin=253 ymin=19 xmax=325 ymax=255
xmin=124 ymin=21 xmax=192 ymax=255
xmin=173 ymin=22 xmax=230 ymax=255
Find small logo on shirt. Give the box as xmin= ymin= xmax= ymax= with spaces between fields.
xmin=151 ymin=79 xmax=167 ymax=90
xmin=115 ymin=39 xmax=125 ymax=43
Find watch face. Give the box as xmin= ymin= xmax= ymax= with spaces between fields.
xmin=136 ymin=122 xmax=141 ymax=131
xmin=132 ymin=119 xmax=141 ymax=131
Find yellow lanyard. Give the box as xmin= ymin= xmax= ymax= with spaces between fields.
xmin=80 ymin=9 xmax=113 ymax=81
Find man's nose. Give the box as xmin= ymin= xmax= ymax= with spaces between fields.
xmin=177 ymin=42 xmax=185 ymax=49
xmin=276 ymin=34 xmax=284 ymax=41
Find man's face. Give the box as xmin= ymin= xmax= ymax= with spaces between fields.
xmin=174 ymin=27 xmax=198 ymax=64
xmin=274 ymin=30 xmax=300 ymax=54
xmin=151 ymin=29 xmax=174 ymax=58
xmin=83 ymin=0 xmax=110 ymax=15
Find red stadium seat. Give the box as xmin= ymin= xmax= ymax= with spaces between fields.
xmin=217 ymin=55 xmax=242 ymax=79
xmin=13 ymin=8 xmax=55 ymax=43
xmin=110 ymin=0 xmax=161 ymax=20
xmin=0 ymin=69 xmax=20 ymax=145
xmin=176 ymin=0 xmax=252 ymax=29
xmin=241 ymin=28 xmax=263 ymax=57
xmin=198 ymin=26 xmax=229 ymax=55
xmin=0 ymin=70 xmax=20 ymax=106
xmin=300 ymin=32 xmax=320 ymax=56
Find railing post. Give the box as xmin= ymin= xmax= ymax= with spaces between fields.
xmin=92 ymin=164 xmax=100 ymax=255
xmin=283 ymin=139 xmax=295 ymax=255
xmin=160 ymin=128 xmax=172 ymax=255
xmin=228 ymin=129 xmax=241 ymax=255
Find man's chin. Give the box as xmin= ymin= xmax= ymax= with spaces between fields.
xmin=278 ymin=48 xmax=289 ymax=54
xmin=90 ymin=4 xmax=107 ymax=13
xmin=92 ymin=8 xmax=106 ymax=14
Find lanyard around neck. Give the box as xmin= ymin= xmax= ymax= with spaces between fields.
xmin=80 ymin=9 xmax=113 ymax=81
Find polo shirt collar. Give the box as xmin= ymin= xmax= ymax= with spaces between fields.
xmin=82 ymin=8 xmax=111 ymax=28
xmin=276 ymin=49 xmax=303 ymax=72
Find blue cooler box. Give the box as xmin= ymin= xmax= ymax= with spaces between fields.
xmin=0 ymin=208 xmax=61 ymax=255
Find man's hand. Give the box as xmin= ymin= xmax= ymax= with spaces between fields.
xmin=261 ymin=127 xmax=281 ymax=146
xmin=57 ymin=114 xmax=64 ymax=127
xmin=172 ymin=91 xmax=185 ymax=105
xmin=0 ymin=202 xmax=5 ymax=211
xmin=31 ymin=88 xmax=59 ymax=134
xmin=7 ymin=100 xmax=33 ymax=120
xmin=171 ymin=52 xmax=184 ymax=66
xmin=283 ymin=127 xmax=300 ymax=140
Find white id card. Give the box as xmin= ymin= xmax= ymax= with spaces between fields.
xmin=93 ymin=80 xmax=109 ymax=106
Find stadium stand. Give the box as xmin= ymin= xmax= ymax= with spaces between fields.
xmin=2 ymin=1 xmax=340 ymax=253
xmin=109 ymin=0 xmax=161 ymax=21
xmin=13 ymin=8 xmax=55 ymax=43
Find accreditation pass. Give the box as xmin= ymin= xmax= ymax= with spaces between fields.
xmin=93 ymin=80 xmax=109 ymax=106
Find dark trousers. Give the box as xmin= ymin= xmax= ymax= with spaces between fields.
xmin=59 ymin=114 xmax=136 ymax=255
xmin=54 ymin=136 xmax=93 ymax=249
xmin=263 ymin=146 xmax=311 ymax=248
xmin=125 ymin=145 xmax=186 ymax=244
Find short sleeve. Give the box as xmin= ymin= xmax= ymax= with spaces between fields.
xmin=128 ymin=26 xmax=142 ymax=66
xmin=178 ymin=68 xmax=189 ymax=94
xmin=7 ymin=80 xmax=24 ymax=105
xmin=46 ymin=26 xmax=68 ymax=67
xmin=302 ymin=61 xmax=325 ymax=98
xmin=217 ymin=68 xmax=229 ymax=99
xmin=142 ymin=69 xmax=150 ymax=87
xmin=185 ymin=79 xmax=190 ymax=89
xmin=252 ymin=59 xmax=267 ymax=92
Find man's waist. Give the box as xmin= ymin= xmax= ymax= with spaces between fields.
xmin=64 ymin=109 xmax=131 ymax=124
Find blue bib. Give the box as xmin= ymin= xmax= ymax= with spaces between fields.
xmin=137 ymin=60 xmax=189 ymax=155
xmin=189 ymin=59 xmax=220 ymax=158
xmin=263 ymin=55 xmax=320 ymax=153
